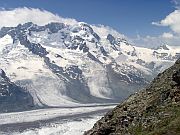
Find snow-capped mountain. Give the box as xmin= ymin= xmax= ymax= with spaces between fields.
xmin=0 ymin=21 xmax=179 ymax=111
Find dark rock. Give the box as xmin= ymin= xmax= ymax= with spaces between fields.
xmin=107 ymin=34 xmax=116 ymax=45
xmin=172 ymin=70 xmax=180 ymax=84
xmin=45 ymin=22 xmax=65 ymax=33
xmin=100 ymin=46 xmax=108 ymax=56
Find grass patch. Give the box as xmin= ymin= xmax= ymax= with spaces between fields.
xmin=129 ymin=104 xmax=180 ymax=135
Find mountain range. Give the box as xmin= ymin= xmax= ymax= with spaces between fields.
xmin=0 ymin=21 xmax=180 ymax=112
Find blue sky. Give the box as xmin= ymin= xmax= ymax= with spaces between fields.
xmin=0 ymin=0 xmax=175 ymax=38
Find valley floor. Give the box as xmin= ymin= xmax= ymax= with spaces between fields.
xmin=0 ymin=104 xmax=116 ymax=135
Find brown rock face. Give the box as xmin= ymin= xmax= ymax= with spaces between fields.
xmin=85 ymin=59 xmax=180 ymax=135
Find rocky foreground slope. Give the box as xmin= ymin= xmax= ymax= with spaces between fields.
xmin=85 ymin=59 xmax=180 ymax=135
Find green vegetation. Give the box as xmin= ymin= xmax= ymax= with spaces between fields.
xmin=130 ymin=105 xmax=180 ymax=135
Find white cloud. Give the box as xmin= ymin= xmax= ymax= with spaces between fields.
xmin=172 ymin=0 xmax=180 ymax=9
xmin=132 ymin=0 xmax=180 ymax=48
xmin=91 ymin=24 xmax=125 ymax=38
xmin=0 ymin=7 xmax=77 ymax=27
xmin=152 ymin=10 xmax=180 ymax=34
xmin=161 ymin=32 xmax=174 ymax=38
xmin=149 ymin=3 xmax=180 ymax=47
xmin=132 ymin=33 xmax=180 ymax=48
xmin=0 ymin=7 xmax=179 ymax=48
